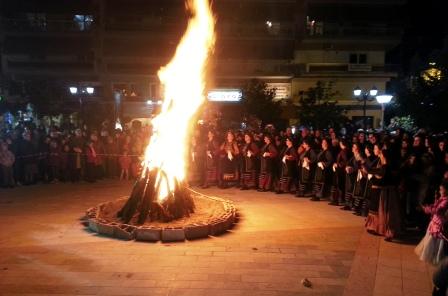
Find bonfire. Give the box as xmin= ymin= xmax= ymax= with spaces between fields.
xmin=118 ymin=0 xmax=215 ymax=224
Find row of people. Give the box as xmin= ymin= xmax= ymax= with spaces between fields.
xmin=189 ymin=129 xmax=448 ymax=244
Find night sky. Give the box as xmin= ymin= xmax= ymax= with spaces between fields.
xmin=396 ymin=0 xmax=448 ymax=71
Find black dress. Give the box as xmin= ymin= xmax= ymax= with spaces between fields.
xmin=240 ymin=142 xmax=260 ymax=189
xmin=313 ymin=149 xmax=334 ymax=199
xmin=278 ymin=146 xmax=298 ymax=193
xmin=259 ymin=143 xmax=278 ymax=191
xmin=297 ymin=148 xmax=317 ymax=196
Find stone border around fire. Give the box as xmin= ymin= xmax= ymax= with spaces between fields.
xmin=83 ymin=191 xmax=238 ymax=242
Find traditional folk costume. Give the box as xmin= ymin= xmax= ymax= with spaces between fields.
xmin=415 ymin=195 xmax=448 ymax=265
xmin=203 ymin=139 xmax=219 ymax=187
xmin=297 ymin=148 xmax=317 ymax=197
xmin=342 ymin=154 xmax=363 ymax=210
xmin=329 ymin=148 xmax=349 ymax=206
xmin=278 ymin=146 xmax=298 ymax=193
xmin=258 ymin=143 xmax=278 ymax=191
xmin=353 ymin=156 xmax=378 ymax=216
xmin=219 ymin=141 xmax=240 ymax=187
xmin=312 ymin=148 xmax=333 ymax=201
xmin=240 ymin=142 xmax=260 ymax=189
xmin=365 ymin=162 xmax=401 ymax=240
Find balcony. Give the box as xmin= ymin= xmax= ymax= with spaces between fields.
xmin=217 ymin=22 xmax=295 ymax=40
xmin=306 ymin=22 xmax=402 ymax=39
xmin=1 ymin=17 xmax=94 ymax=33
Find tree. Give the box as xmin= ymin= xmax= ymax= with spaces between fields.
xmin=241 ymin=79 xmax=282 ymax=127
xmin=297 ymin=81 xmax=347 ymax=129
xmin=389 ymin=38 xmax=448 ymax=132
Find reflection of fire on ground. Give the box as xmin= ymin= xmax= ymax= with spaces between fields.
xmin=118 ymin=0 xmax=216 ymax=224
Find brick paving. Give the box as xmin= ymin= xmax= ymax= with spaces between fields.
xmin=0 ymin=180 xmax=434 ymax=296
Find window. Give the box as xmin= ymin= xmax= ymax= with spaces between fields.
xmin=349 ymin=53 xmax=358 ymax=64
xmin=359 ymin=54 xmax=367 ymax=64
xmin=74 ymin=15 xmax=93 ymax=31
xmin=349 ymin=53 xmax=368 ymax=64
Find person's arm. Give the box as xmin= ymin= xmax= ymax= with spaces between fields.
xmin=250 ymin=143 xmax=260 ymax=157
xmin=366 ymin=164 xmax=386 ymax=177
xmin=233 ymin=142 xmax=240 ymax=155
xmin=268 ymin=145 xmax=278 ymax=158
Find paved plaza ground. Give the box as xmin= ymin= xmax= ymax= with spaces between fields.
xmin=0 ymin=180 xmax=435 ymax=296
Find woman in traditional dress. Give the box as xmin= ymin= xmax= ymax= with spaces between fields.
xmin=415 ymin=181 xmax=448 ymax=265
xmin=329 ymin=139 xmax=350 ymax=206
xmin=296 ymin=138 xmax=317 ymax=197
xmin=240 ymin=132 xmax=260 ymax=190
xmin=202 ymin=130 xmax=220 ymax=188
xmin=341 ymin=142 xmax=364 ymax=210
xmin=364 ymin=147 xmax=402 ymax=241
xmin=353 ymin=144 xmax=377 ymax=216
xmin=258 ymin=135 xmax=278 ymax=192
xmin=277 ymin=137 xmax=298 ymax=194
xmin=219 ymin=131 xmax=240 ymax=188
xmin=312 ymin=138 xmax=334 ymax=201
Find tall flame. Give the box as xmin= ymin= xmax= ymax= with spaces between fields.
xmin=142 ymin=0 xmax=215 ymax=202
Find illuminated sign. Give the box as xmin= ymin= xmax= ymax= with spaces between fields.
xmin=266 ymin=83 xmax=291 ymax=100
xmin=207 ymin=89 xmax=242 ymax=102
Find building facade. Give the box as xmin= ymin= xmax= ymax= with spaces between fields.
xmin=0 ymin=0 xmax=403 ymax=127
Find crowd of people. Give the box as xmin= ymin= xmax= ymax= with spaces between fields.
xmin=1 ymin=120 xmax=447 ymax=294
xmin=188 ymin=125 xmax=448 ymax=291
xmin=0 ymin=121 xmax=151 ymax=187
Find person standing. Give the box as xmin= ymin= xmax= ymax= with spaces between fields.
xmin=0 ymin=142 xmax=15 ymax=187
xmin=341 ymin=143 xmax=364 ymax=210
xmin=353 ymin=144 xmax=377 ymax=216
xmin=258 ymin=135 xmax=278 ymax=192
xmin=240 ymin=133 xmax=260 ymax=190
xmin=202 ymin=130 xmax=220 ymax=188
xmin=296 ymin=138 xmax=317 ymax=197
xmin=218 ymin=131 xmax=240 ymax=188
xmin=69 ymin=129 xmax=84 ymax=182
xmin=432 ymin=257 xmax=448 ymax=296
xmin=329 ymin=139 xmax=350 ymax=206
xmin=277 ymin=137 xmax=298 ymax=194
xmin=312 ymin=138 xmax=333 ymax=201
xmin=415 ymin=181 xmax=448 ymax=265
xmin=364 ymin=147 xmax=402 ymax=241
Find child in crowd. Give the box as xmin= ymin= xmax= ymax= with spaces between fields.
xmin=0 ymin=142 xmax=15 ymax=187
xmin=415 ymin=181 xmax=448 ymax=265
xmin=119 ymin=148 xmax=131 ymax=180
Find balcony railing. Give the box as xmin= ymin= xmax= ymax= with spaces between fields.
xmin=1 ymin=18 xmax=94 ymax=33
xmin=306 ymin=22 xmax=402 ymax=38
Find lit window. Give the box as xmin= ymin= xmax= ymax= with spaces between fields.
xmin=74 ymin=15 xmax=94 ymax=31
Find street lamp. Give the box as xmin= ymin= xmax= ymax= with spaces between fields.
xmin=376 ymin=95 xmax=393 ymax=130
xmin=69 ymin=87 xmax=78 ymax=95
xmin=86 ymin=87 xmax=94 ymax=94
xmin=69 ymin=86 xmax=95 ymax=124
xmin=353 ymin=86 xmax=378 ymax=130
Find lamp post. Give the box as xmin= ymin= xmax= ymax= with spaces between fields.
xmin=376 ymin=95 xmax=393 ymax=130
xmin=69 ymin=86 xmax=94 ymax=125
xmin=353 ymin=86 xmax=378 ymax=130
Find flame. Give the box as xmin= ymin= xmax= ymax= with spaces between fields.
xmin=142 ymin=0 xmax=215 ymax=203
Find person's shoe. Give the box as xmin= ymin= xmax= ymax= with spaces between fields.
xmin=384 ymin=237 xmax=392 ymax=242
xmin=310 ymin=196 xmax=320 ymax=201
xmin=240 ymin=186 xmax=248 ymax=190
xmin=328 ymin=201 xmax=339 ymax=206
xmin=340 ymin=205 xmax=351 ymax=211
xmin=275 ymin=190 xmax=283 ymax=194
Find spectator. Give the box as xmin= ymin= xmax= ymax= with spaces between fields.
xmin=0 ymin=142 xmax=15 ymax=188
